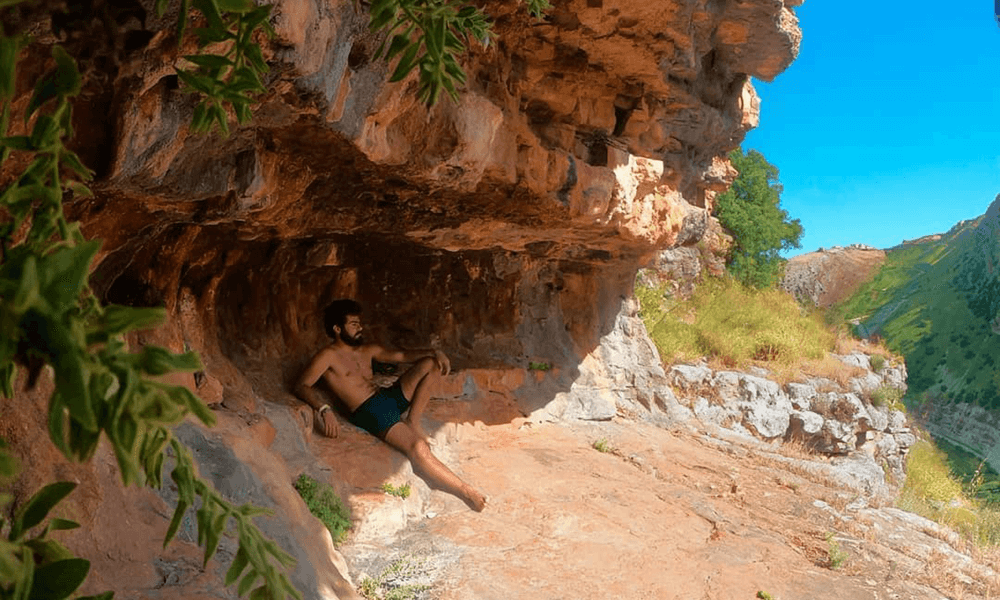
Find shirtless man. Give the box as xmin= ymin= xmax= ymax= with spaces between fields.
xmin=294 ymin=299 xmax=487 ymax=512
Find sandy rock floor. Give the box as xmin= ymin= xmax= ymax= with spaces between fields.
xmin=312 ymin=408 xmax=1000 ymax=600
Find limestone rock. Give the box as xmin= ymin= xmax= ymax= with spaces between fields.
xmin=781 ymin=246 xmax=887 ymax=308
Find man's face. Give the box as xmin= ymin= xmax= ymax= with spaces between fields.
xmin=338 ymin=315 xmax=364 ymax=347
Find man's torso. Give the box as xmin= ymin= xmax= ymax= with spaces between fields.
xmin=319 ymin=344 xmax=380 ymax=412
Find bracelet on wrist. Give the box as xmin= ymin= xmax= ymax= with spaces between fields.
xmin=316 ymin=404 xmax=331 ymax=417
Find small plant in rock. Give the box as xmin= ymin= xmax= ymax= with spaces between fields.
xmin=593 ymin=438 xmax=613 ymax=453
xmin=756 ymin=591 xmax=775 ymax=600
xmin=870 ymin=353 xmax=886 ymax=373
xmin=824 ymin=531 xmax=848 ymax=569
xmin=293 ymin=474 xmax=352 ymax=544
xmin=357 ymin=556 xmax=432 ymax=600
xmin=380 ymin=482 xmax=412 ymax=499
xmin=869 ymin=385 xmax=904 ymax=409
xmin=528 ymin=361 xmax=551 ymax=371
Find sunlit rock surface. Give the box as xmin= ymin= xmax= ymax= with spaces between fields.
xmin=0 ymin=0 xmax=815 ymax=598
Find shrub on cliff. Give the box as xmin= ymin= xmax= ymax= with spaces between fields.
xmin=714 ymin=148 xmax=804 ymax=289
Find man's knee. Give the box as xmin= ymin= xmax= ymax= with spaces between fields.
xmin=409 ymin=438 xmax=432 ymax=460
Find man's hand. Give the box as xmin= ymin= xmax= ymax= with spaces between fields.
xmin=433 ymin=349 xmax=451 ymax=376
xmin=318 ymin=409 xmax=339 ymax=438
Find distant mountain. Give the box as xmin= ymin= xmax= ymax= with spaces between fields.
xmin=833 ymin=195 xmax=1000 ymax=409
xmin=781 ymin=245 xmax=886 ymax=308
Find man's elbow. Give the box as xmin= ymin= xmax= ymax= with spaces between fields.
xmin=293 ymin=382 xmax=312 ymax=401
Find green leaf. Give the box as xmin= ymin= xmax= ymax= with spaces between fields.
xmin=0 ymin=35 xmax=20 ymax=101
xmin=237 ymin=504 xmax=270 ymax=518
xmin=0 ymin=445 xmax=18 ymax=479
xmin=212 ymin=104 xmax=230 ymax=136
xmin=50 ymin=46 xmax=82 ymax=98
xmin=176 ymin=0 xmax=190 ymax=41
xmin=168 ymin=384 xmax=216 ymax=427
xmin=203 ymin=509 xmax=228 ymax=566
xmin=192 ymin=0 xmax=227 ymax=32
xmin=155 ymin=0 xmax=169 ymax=16
xmin=28 ymin=558 xmax=89 ymax=600
xmin=102 ymin=305 xmax=166 ymax=336
xmin=243 ymin=5 xmax=273 ymax=32
xmin=237 ymin=568 xmax=260 ymax=597
xmin=389 ymin=42 xmax=420 ymax=82
xmin=42 ymin=240 xmax=100 ymax=308
xmin=369 ymin=3 xmax=397 ymax=33
xmin=47 ymin=518 xmax=80 ymax=531
xmin=10 ymin=481 xmax=76 ymax=541
xmin=51 ymin=341 xmax=97 ymax=432
xmin=28 ymin=114 xmax=60 ymax=151
xmin=66 ymin=415 xmax=101 ymax=461
xmin=193 ymin=26 xmax=234 ymax=45
xmin=385 ymin=30 xmax=414 ymax=62
xmin=0 ymin=136 xmax=33 ymax=151
xmin=59 ymin=148 xmax=93 ymax=181
xmin=216 ymin=0 xmax=254 ymax=12
xmin=24 ymin=538 xmax=74 ymax=563
xmin=176 ymin=69 xmax=218 ymax=96
xmin=163 ymin=499 xmax=189 ymax=547
xmin=249 ymin=585 xmax=273 ymax=600
xmin=26 ymin=82 xmax=56 ymax=122
xmin=134 ymin=346 xmax=202 ymax=376
xmin=12 ymin=256 xmax=42 ymax=314
xmin=67 ymin=180 xmax=93 ymax=198
xmin=244 ymin=43 xmax=267 ymax=74
xmin=0 ymin=361 xmax=15 ymax=399
xmin=47 ymin=392 xmax=70 ymax=456
xmin=225 ymin=547 xmax=249 ymax=585
xmin=184 ymin=53 xmax=235 ymax=70
xmin=191 ymin=102 xmax=211 ymax=133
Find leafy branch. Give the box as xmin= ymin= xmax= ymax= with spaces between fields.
xmin=0 ymin=482 xmax=111 ymax=600
xmin=370 ymin=0 xmax=549 ymax=105
xmin=0 ymin=7 xmax=298 ymax=600
xmin=155 ymin=0 xmax=274 ymax=135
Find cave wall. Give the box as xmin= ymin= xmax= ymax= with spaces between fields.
xmin=60 ymin=0 xmax=802 ymax=387
xmin=2 ymin=0 xmax=804 ymax=597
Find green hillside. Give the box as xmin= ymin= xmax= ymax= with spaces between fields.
xmin=833 ymin=196 xmax=1000 ymax=408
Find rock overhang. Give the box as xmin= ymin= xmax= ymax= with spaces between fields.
xmin=36 ymin=0 xmax=805 ymax=371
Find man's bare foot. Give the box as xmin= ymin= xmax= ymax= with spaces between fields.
xmin=463 ymin=487 xmax=487 ymax=512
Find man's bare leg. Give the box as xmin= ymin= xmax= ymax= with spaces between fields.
xmin=383 ymin=421 xmax=486 ymax=511
xmin=397 ymin=357 xmax=436 ymax=440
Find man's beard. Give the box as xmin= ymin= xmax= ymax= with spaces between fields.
xmin=340 ymin=330 xmax=364 ymax=347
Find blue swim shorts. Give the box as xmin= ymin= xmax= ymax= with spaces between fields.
xmin=348 ymin=381 xmax=411 ymax=438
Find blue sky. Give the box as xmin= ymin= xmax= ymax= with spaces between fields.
xmin=742 ymin=1 xmax=1000 ymax=257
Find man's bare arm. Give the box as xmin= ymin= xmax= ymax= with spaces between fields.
xmin=373 ymin=346 xmax=451 ymax=375
xmin=294 ymin=350 xmax=339 ymax=437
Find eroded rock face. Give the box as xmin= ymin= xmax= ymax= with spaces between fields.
xmin=5 ymin=0 xmax=803 ymax=598
xmin=54 ymin=0 xmax=805 ymax=426
xmin=667 ymin=353 xmax=912 ymax=494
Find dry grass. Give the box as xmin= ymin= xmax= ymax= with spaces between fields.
xmin=637 ymin=276 xmax=835 ymax=371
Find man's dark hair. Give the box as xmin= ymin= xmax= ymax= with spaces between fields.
xmin=324 ymin=299 xmax=362 ymax=339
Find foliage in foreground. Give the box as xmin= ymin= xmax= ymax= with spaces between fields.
xmin=713 ymin=148 xmax=803 ymax=289
xmin=637 ymin=275 xmax=834 ymax=369
xmin=293 ymin=474 xmax=352 ymax=545
xmin=0 ymin=1 xmax=300 ymax=598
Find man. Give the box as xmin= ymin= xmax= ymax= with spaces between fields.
xmin=294 ymin=299 xmax=487 ymax=512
